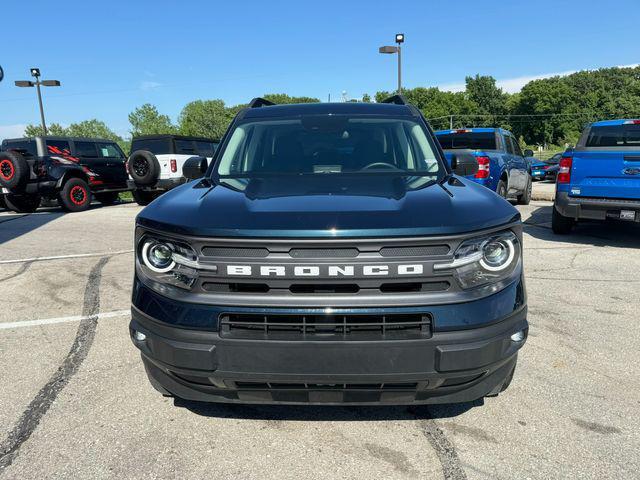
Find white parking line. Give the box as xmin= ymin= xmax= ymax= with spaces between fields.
xmin=0 ymin=250 xmax=134 ymax=265
xmin=0 ymin=309 xmax=130 ymax=330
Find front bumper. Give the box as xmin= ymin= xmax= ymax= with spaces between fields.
xmin=555 ymin=191 xmax=640 ymax=222
xmin=128 ymin=177 xmax=186 ymax=192
xmin=130 ymin=285 xmax=528 ymax=405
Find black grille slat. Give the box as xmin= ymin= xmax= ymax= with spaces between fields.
xmin=201 ymin=247 xmax=269 ymax=258
xmin=288 ymin=248 xmax=359 ymax=258
xmin=380 ymin=245 xmax=449 ymax=257
xmin=220 ymin=313 xmax=432 ymax=340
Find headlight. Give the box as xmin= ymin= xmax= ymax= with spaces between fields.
xmin=434 ymin=231 xmax=520 ymax=289
xmin=138 ymin=236 xmax=201 ymax=290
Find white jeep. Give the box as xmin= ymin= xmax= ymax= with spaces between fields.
xmin=127 ymin=135 xmax=218 ymax=205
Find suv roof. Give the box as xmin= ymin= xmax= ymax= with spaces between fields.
xmin=2 ymin=136 xmax=118 ymax=144
xmin=131 ymin=134 xmax=219 ymax=142
xmin=241 ymin=102 xmax=418 ymax=119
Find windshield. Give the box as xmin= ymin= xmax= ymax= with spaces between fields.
xmin=215 ymin=116 xmax=443 ymax=179
xmin=436 ymin=131 xmax=497 ymax=150
xmin=586 ymin=124 xmax=640 ymax=147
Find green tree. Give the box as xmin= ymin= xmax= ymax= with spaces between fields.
xmin=128 ymin=104 xmax=176 ymax=136
xmin=178 ymin=99 xmax=232 ymax=140
xmin=24 ymin=123 xmax=67 ymax=137
xmin=361 ymin=93 xmax=372 ymax=103
xmin=65 ymin=119 xmax=122 ymax=141
xmin=262 ymin=93 xmax=319 ymax=104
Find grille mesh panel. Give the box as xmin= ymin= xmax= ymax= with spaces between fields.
xmin=380 ymin=245 xmax=449 ymax=257
xmin=201 ymin=247 xmax=269 ymax=258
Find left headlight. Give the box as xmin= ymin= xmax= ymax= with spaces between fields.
xmin=138 ymin=236 xmax=200 ymax=290
xmin=434 ymin=230 xmax=520 ymax=289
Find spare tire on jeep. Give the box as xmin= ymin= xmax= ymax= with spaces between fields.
xmin=0 ymin=151 xmax=30 ymax=191
xmin=128 ymin=150 xmax=160 ymax=186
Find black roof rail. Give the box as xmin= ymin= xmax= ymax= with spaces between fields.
xmin=248 ymin=97 xmax=275 ymax=108
xmin=381 ymin=94 xmax=408 ymax=105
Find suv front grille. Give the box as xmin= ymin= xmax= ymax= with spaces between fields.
xmin=219 ymin=313 xmax=432 ymax=340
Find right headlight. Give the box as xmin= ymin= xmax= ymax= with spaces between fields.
xmin=137 ymin=235 xmax=204 ymax=290
xmin=434 ymin=231 xmax=520 ymax=289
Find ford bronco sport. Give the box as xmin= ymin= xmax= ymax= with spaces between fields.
xmin=127 ymin=135 xmax=218 ymax=205
xmin=0 ymin=136 xmax=128 ymax=212
xmin=130 ymin=96 xmax=528 ymax=405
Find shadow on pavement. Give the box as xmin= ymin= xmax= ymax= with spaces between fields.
xmin=174 ymin=398 xmax=481 ymax=421
xmin=0 ymin=200 xmax=130 ymax=246
xmin=524 ymin=204 xmax=640 ymax=249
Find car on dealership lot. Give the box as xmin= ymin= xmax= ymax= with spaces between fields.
xmin=553 ymin=119 xmax=640 ymax=233
xmin=129 ymin=96 xmax=528 ymax=406
xmin=127 ymin=134 xmax=218 ymax=205
xmin=435 ymin=128 xmax=533 ymax=204
xmin=0 ymin=136 xmax=129 ymax=212
xmin=531 ymin=153 xmax=561 ymax=181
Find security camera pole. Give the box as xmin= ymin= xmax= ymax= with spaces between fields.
xmin=14 ymin=68 xmax=61 ymax=135
xmin=379 ymin=33 xmax=405 ymax=94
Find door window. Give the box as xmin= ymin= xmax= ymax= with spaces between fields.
xmin=96 ymin=142 xmax=124 ymax=158
xmin=46 ymin=139 xmax=72 ymax=155
xmin=175 ymin=140 xmax=196 ymax=154
xmin=75 ymin=141 xmax=99 ymax=157
xmin=504 ymin=136 xmax=515 ymax=155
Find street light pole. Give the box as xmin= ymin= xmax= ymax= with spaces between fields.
xmin=379 ymin=34 xmax=405 ymax=95
xmin=34 ymin=78 xmax=47 ymax=135
xmin=14 ymin=68 xmax=61 ymax=136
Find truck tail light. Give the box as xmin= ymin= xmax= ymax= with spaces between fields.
xmin=475 ymin=156 xmax=490 ymax=179
xmin=557 ymin=155 xmax=573 ymax=183
xmin=623 ymin=120 xmax=640 ymax=125
xmin=170 ymin=159 xmax=177 ymax=173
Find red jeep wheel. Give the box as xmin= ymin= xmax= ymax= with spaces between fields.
xmin=0 ymin=159 xmax=15 ymax=181
xmin=59 ymin=178 xmax=92 ymax=212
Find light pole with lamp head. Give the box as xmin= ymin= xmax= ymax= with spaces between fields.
xmin=379 ymin=33 xmax=405 ymax=94
xmin=15 ymin=68 xmax=61 ymax=135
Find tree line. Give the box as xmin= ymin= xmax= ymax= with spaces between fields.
xmin=25 ymin=65 xmax=640 ymax=153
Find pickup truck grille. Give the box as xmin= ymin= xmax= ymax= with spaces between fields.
xmin=219 ymin=313 xmax=432 ymax=340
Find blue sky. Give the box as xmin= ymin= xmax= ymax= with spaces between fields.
xmin=1 ymin=0 xmax=638 ymax=139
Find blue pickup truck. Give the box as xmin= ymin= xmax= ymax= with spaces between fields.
xmin=435 ymin=128 xmax=532 ymax=204
xmin=553 ymin=119 xmax=640 ymax=233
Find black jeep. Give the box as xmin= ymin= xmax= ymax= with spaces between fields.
xmin=0 ymin=136 xmax=129 ymax=213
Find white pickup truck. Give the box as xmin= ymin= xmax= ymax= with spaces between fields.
xmin=127 ymin=134 xmax=218 ymax=205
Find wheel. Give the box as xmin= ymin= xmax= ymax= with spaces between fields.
xmin=496 ymin=179 xmax=508 ymax=198
xmin=132 ymin=189 xmax=159 ymax=206
xmin=58 ymin=178 xmax=92 ymax=212
xmin=4 ymin=194 xmax=41 ymax=213
xmin=0 ymin=151 xmax=30 ymax=191
xmin=94 ymin=191 xmax=120 ymax=206
xmin=517 ymin=175 xmax=532 ymax=205
xmin=552 ymin=205 xmax=575 ymax=234
xmin=128 ymin=150 xmax=160 ymax=186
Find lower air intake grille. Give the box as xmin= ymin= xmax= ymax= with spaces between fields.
xmin=219 ymin=313 xmax=432 ymax=340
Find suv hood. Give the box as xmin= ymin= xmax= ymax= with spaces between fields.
xmin=137 ymin=175 xmax=519 ymax=238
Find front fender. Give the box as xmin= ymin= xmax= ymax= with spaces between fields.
xmin=50 ymin=165 xmax=87 ymax=188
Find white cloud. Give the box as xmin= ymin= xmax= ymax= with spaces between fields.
xmin=0 ymin=124 xmax=27 ymax=140
xmin=140 ymin=80 xmax=162 ymax=91
xmin=439 ymin=63 xmax=640 ymax=94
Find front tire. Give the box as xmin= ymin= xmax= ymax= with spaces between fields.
xmin=59 ymin=178 xmax=92 ymax=212
xmin=496 ymin=179 xmax=508 ymax=198
xmin=94 ymin=191 xmax=120 ymax=206
xmin=132 ymin=189 xmax=159 ymax=206
xmin=552 ymin=205 xmax=575 ymax=234
xmin=517 ymin=176 xmax=532 ymax=205
xmin=4 ymin=194 xmax=41 ymax=213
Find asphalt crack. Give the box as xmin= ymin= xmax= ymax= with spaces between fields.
xmin=0 ymin=261 xmax=33 ymax=283
xmin=409 ymin=407 xmax=468 ymax=480
xmin=0 ymin=256 xmax=109 ymax=473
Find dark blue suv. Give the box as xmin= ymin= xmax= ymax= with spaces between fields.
xmin=129 ymin=97 xmax=528 ymax=405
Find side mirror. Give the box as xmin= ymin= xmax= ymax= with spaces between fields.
xmin=183 ymin=156 xmax=208 ymax=180
xmin=523 ymin=149 xmax=534 ymax=157
xmin=450 ymin=154 xmax=458 ymax=171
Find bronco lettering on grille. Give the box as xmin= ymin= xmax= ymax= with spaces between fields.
xmin=226 ymin=264 xmax=424 ymax=277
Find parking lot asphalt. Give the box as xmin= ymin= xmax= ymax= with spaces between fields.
xmin=0 ymin=200 xmax=639 ymax=480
